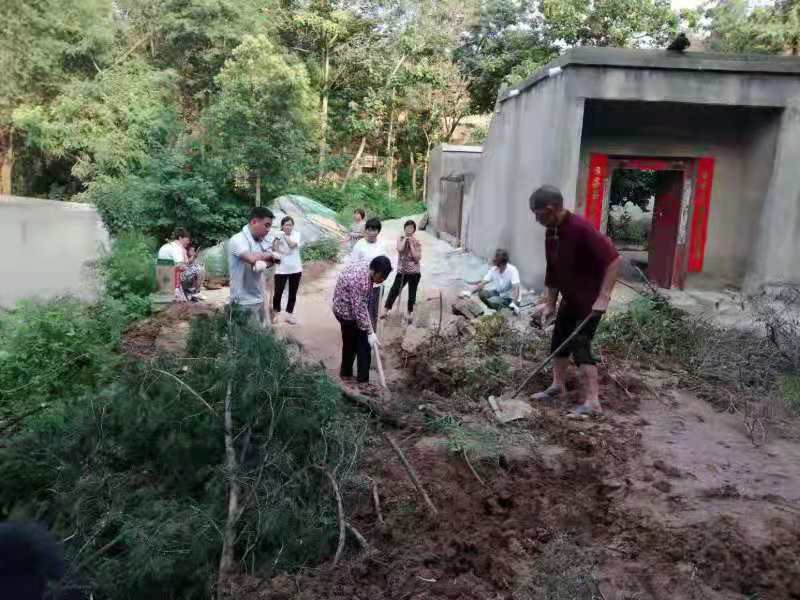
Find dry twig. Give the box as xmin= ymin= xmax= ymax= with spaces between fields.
xmin=318 ymin=468 xmax=346 ymax=567
xmin=462 ymin=449 xmax=486 ymax=487
xmin=345 ymin=522 xmax=370 ymax=552
xmin=371 ymin=480 xmax=385 ymax=525
xmin=383 ymin=433 xmax=438 ymax=516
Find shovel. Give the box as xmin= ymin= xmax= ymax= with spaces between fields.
xmin=488 ymin=314 xmax=594 ymax=422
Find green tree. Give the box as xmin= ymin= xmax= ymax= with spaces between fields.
xmin=279 ymin=0 xmax=375 ymax=180
xmin=0 ymin=0 xmax=114 ymax=193
xmin=455 ymin=0 xmax=678 ymax=113
xmin=113 ymin=0 xmax=275 ymax=108
xmin=702 ymin=0 xmax=800 ymax=55
xmin=13 ymin=61 xmax=181 ymax=183
xmin=204 ymin=34 xmax=317 ymax=205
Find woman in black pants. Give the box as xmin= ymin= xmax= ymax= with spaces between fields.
xmin=272 ymin=216 xmax=303 ymax=324
xmin=384 ymin=220 xmax=422 ymax=324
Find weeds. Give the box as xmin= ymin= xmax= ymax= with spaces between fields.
xmin=0 ymin=297 xmax=130 ymax=428
xmin=514 ymin=532 xmax=601 ymax=600
xmin=597 ymin=296 xmax=705 ymax=362
xmin=302 ymin=238 xmax=340 ymax=262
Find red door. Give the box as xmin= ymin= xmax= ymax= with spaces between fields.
xmin=648 ymin=171 xmax=683 ymax=288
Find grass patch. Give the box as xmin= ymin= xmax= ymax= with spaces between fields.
xmin=780 ymin=375 xmax=800 ymax=415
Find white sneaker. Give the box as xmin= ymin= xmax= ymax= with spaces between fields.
xmin=286 ymin=313 xmax=298 ymax=325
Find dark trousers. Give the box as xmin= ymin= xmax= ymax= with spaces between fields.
xmin=367 ymin=286 xmax=382 ymax=330
xmin=385 ymin=272 xmax=421 ymax=313
xmin=338 ymin=318 xmax=371 ymax=382
xmin=551 ymin=306 xmax=603 ymax=366
xmin=273 ymin=272 xmax=302 ymax=313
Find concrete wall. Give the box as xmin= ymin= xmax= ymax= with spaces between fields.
xmin=425 ymin=145 xmax=482 ymax=243
xmin=748 ymin=100 xmax=800 ymax=290
xmin=0 ymin=196 xmax=109 ymax=308
xmin=576 ymin=101 xmax=781 ymax=286
xmin=464 ymin=72 xmax=585 ymax=289
xmin=469 ymin=57 xmax=800 ymax=290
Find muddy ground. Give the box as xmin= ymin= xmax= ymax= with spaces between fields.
xmin=228 ymin=309 xmax=800 ymax=600
xmin=129 ymin=247 xmax=800 ymax=600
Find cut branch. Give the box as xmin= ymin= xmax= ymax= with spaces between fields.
xmin=217 ymin=382 xmax=241 ymax=597
xmin=383 ymin=433 xmax=438 ymax=516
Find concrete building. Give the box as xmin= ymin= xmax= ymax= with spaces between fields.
xmin=425 ymin=144 xmax=482 ymax=246
xmin=457 ymin=48 xmax=800 ymax=292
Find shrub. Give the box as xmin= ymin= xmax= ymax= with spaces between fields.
xmin=89 ymin=146 xmax=250 ymax=249
xmin=0 ymin=297 xmax=129 ymax=425
xmin=597 ymin=296 xmax=704 ymax=361
xmin=301 ymin=238 xmax=340 ymax=262
xmin=98 ymin=233 xmax=157 ymax=317
xmin=0 ymin=313 xmax=366 ymax=599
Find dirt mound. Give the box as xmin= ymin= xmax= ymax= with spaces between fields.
xmin=121 ymin=303 xmax=216 ymax=359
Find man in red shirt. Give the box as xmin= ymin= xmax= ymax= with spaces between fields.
xmin=529 ymin=185 xmax=621 ymax=416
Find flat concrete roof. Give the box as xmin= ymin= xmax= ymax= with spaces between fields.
xmin=441 ymin=144 xmax=483 ymax=153
xmin=500 ymin=47 xmax=800 ymax=102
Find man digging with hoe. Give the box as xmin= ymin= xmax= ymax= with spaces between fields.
xmin=530 ymin=185 xmax=621 ymax=417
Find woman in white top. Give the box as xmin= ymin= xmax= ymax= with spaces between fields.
xmin=271 ymin=216 xmax=303 ymax=324
xmin=348 ymin=217 xmax=387 ymax=329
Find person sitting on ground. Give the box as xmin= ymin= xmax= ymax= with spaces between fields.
xmin=384 ymin=219 xmax=422 ymax=324
xmin=349 ymin=217 xmax=389 ymax=329
xmin=227 ymin=206 xmax=278 ymax=327
xmin=332 ymin=255 xmax=393 ymax=386
xmin=347 ymin=208 xmax=366 ymax=251
xmin=179 ymin=246 xmax=206 ymax=302
xmin=529 ymin=184 xmax=620 ymax=418
xmin=463 ymin=249 xmax=521 ymax=312
xmin=158 ymin=227 xmax=191 ymax=302
xmin=271 ymin=216 xmax=303 ymax=325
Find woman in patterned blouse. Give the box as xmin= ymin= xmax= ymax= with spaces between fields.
xmin=384 ymin=220 xmax=422 ymax=324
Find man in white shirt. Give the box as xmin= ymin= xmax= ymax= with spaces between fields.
xmin=348 ymin=217 xmax=388 ymax=328
xmin=227 ymin=207 xmax=277 ymax=326
xmin=469 ymin=249 xmax=521 ymax=311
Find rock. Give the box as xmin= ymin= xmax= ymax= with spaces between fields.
xmin=269 ymin=194 xmax=347 ymax=244
xmin=401 ymin=325 xmax=431 ymax=354
xmin=653 ymin=480 xmax=672 ymax=493
xmin=453 ymin=298 xmax=485 ymax=320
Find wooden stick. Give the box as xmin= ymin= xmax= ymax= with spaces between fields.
xmin=383 ymin=433 xmax=438 ymax=516
xmin=374 ymin=345 xmax=388 ymax=389
xmin=462 ymin=449 xmax=486 ymax=487
xmin=437 ymin=290 xmax=443 ymax=337
xmin=319 ymin=469 xmax=346 ymax=567
xmin=371 ymin=480 xmax=385 ymax=525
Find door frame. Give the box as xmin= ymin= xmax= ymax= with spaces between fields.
xmin=583 ymin=153 xmax=715 ymax=289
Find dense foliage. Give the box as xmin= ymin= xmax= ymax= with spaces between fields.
xmin=0 ymin=312 xmax=366 ymax=599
